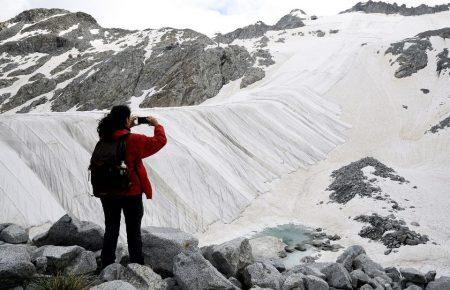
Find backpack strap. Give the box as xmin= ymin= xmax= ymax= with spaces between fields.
xmin=116 ymin=133 xmax=130 ymax=163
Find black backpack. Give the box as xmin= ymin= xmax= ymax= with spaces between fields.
xmin=89 ymin=134 xmax=132 ymax=197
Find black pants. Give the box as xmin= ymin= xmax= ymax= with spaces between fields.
xmin=100 ymin=194 xmax=144 ymax=267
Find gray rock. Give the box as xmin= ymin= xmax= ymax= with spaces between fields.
xmin=240 ymin=67 xmax=265 ymax=88
xmin=164 ymin=277 xmax=178 ymax=290
xmin=99 ymin=262 xmax=166 ymax=290
xmin=428 ymin=115 xmax=450 ymax=134
xmin=0 ymin=225 xmax=28 ymax=244
xmin=33 ymin=214 xmax=104 ymax=251
xmin=359 ymin=284 xmax=374 ymax=290
xmin=0 ymin=244 xmax=36 ymax=288
xmin=274 ymin=12 xmax=305 ymax=30
xmin=253 ymin=49 xmax=275 ymax=67
xmin=405 ymin=285 xmax=422 ymax=290
xmin=303 ymin=275 xmax=329 ymax=290
xmin=173 ymin=250 xmax=237 ymax=290
xmin=353 ymin=254 xmax=385 ymax=278
xmin=437 ymin=48 xmax=450 ymax=75
xmin=33 ymin=256 xmax=47 ymax=274
xmin=228 ymin=277 xmax=242 ymax=289
xmin=142 ymin=226 xmax=198 ymax=277
xmin=321 ymin=263 xmax=352 ymax=289
xmin=67 ymin=250 xmax=97 ymax=275
xmin=328 ymin=158 xmax=408 ymax=204
xmin=285 ymin=264 xmax=326 ymax=280
xmin=1 ymin=77 xmax=56 ymax=112
xmin=336 ymin=245 xmax=366 ymax=271
xmin=350 ymin=269 xmax=371 ymax=288
xmin=202 ymin=237 xmax=254 ymax=278
xmin=384 ymin=267 xmax=401 ymax=282
xmin=400 ymin=268 xmax=427 ymax=284
xmin=341 ymin=1 xmax=450 ymax=16
xmin=425 ymin=270 xmax=436 ymax=282
xmin=282 ymin=273 xmax=306 ymax=290
xmin=99 ymin=263 xmax=127 ymax=282
xmin=32 ymin=245 xmax=97 ymax=275
xmin=426 ymin=276 xmax=450 ymax=290
xmin=122 ymin=263 xmax=167 ymax=290
xmin=243 ymin=261 xmax=283 ymax=289
xmin=0 ymin=223 xmax=12 ymax=232
xmin=91 ymin=280 xmax=138 ymax=290
xmin=214 ymin=21 xmax=272 ymax=44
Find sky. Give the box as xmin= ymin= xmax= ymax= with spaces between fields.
xmin=0 ymin=0 xmax=448 ymax=36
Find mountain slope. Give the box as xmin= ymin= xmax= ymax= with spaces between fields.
xmin=0 ymin=8 xmax=307 ymax=113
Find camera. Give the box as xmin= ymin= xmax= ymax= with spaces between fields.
xmin=137 ymin=117 xmax=150 ymax=125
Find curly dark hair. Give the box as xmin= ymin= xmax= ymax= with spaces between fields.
xmin=97 ymin=105 xmax=131 ymax=140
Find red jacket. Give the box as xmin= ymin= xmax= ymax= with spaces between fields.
xmin=112 ymin=124 xmax=167 ymax=199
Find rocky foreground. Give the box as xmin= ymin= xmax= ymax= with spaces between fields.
xmin=1 ymin=215 xmax=449 ymax=290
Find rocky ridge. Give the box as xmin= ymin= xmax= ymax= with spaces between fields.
xmin=0 ymin=8 xmax=308 ymax=113
xmin=341 ymin=1 xmax=450 ymax=16
xmin=1 ymin=215 xmax=449 ymax=290
xmin=385 ymin=28 xmax=450 ymax=78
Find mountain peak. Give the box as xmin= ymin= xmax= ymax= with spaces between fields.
xmin=10 ymin=8 xmax=71 ymax=23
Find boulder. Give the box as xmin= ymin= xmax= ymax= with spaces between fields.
xmin=353 ymin=254 xmax=384 ymax=278
xmin=142 ymin=227 xmax=198 ymax=277
xmin=98 ymin=263 xmax=166 ymax=290
xmin=426 ymin=276 xmax=450 ymax=290
xmin=0 ymin=244 xmax=36 ymax=288
xmin=122 ymin=263 xmax=167 ymax=290
xmin=202 ymin=237 xmax=254 ymax=278
xmin=229 ymin=276 xmax=242 ymax=288
xmin=32 ymin=245 xmax=97 ymax=275
xmin=405 ymin=285 xmax=422 ymax=290
xmin=0 ymin=223 xmax=12 ymax=232
xmin=321 ymin=263 xmax=352 ymax=289
xmin=99 ymin=263 xmax=127 ymax=282
xmin=0 ymin=225 xmax=28 ymax=244
xmin=33 ymin=214 xmax=104 ymax=251
xmin=285 ymin=264 xmax=326 ymax=280
xmin=243 ymin=261 xmax=283 ymax=289
xmin=336 ymin=245 xmax=366 ymax=271
xmin=384 ymin=267 xmax=401 ymax=282
xmin=400 ymin=268 xmax=427 ymax=284
xmin=173 ymin=250 xmax=237 ymax=290
xmin=425 ymin=270 xmax=436 ymax=282
xmin=359 ymin=284 xmax=374 ymax=290
xmin=91 ymin=280 xmax=138 ymax=290
xmin=350 ymin=269 xmax=371 ymax=288
xmin=303 ymin=275 xmax=329 ymax=290
xmin=249 ymin=236 xmax=287 ymax=260
xmin=282 ymin=273 xmax=306 ymax=290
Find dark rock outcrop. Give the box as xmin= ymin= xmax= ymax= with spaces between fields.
xmin=427 ymin=115 xmax=450 ymax=134
xmin=386 ymin=28 xmax=450 ymax=78
xmin=327 ymin=157 xmax=408 ymax=204
xmin=354 ymin=213 xmax=429 ymax=249
xmin=341 ymin=1 xmax=450 ymax=16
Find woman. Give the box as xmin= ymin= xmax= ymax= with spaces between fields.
xmin=96 ymin=105 xmax=167 ymax=268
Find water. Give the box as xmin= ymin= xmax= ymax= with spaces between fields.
xmin=252 ymin=223 xmax=319 ymax=268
